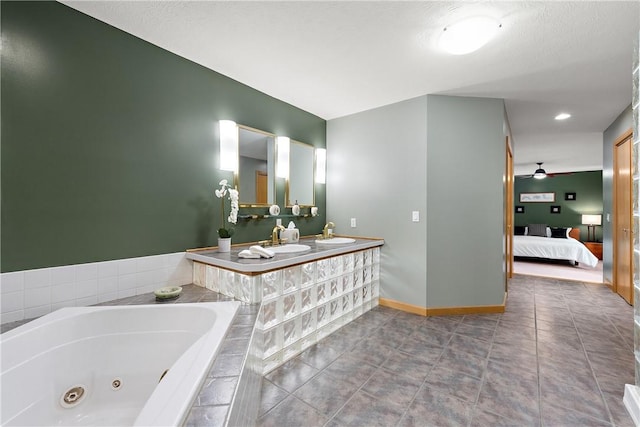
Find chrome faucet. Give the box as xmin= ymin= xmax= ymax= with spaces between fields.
xmin=272 ymin=225 xmax=285 ymax=245
xmin=322 ymin=222 xmax=335 ymax=239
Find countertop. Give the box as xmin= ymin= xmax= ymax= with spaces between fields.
xmin=186 ymin=236 xmax=384 ymax=273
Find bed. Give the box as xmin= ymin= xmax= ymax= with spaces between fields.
xmin=513 ymin=225 xmax=599 ymax=268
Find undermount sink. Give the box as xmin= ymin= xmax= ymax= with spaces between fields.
xmin=315 ymin=237 xmax=356 ymax=245
xmin=269 ymin=244 xmax=312 ymax=254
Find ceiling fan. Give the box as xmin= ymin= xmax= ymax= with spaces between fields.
xmin=521 ymin=162 xmax=574 ymax=179
xmin=532 ymin=162 xmax=546 ymax=179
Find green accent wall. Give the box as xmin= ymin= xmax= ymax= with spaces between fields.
xmin=1 ymin=1 xmax=326 ymax=272
xmin=514 ymin=171 xmax=603 ymax=242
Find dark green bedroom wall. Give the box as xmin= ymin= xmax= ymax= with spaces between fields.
xmin=1 ymin=1 xmax=326 ymax=272
xmin=514 ymin=171 xmax=603 ymax=242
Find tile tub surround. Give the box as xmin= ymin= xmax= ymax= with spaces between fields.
xmin=189 ymin=239 xmax=383 ymax=374
xmin=0 ymin=252 xmax=193 ymax=324
xmin=2 ymin=285 xmax=262 ymax=427
xmin=258 ymin=274 xmax=635 ymax=427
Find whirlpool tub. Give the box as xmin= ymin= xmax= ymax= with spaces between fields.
xmin=1 ymin=301 xmax=240 ymax=426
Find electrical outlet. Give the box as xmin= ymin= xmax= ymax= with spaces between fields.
xmin=276 ymin=218 xmax=282 ymax=227
xmin=350 ymin=218 xmax=357 ymax=227
xmin=412 ymin=211 xmax=420 ymax=222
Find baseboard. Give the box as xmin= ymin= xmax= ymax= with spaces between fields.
xmin=378 ymin=298 xmax=427 ymax=316
xmin=379 ymin=293 xmax=506 ymax=317
xmin=427 ymin=292 xmax=506 ymax=316
xmin=427 ymin=303 xmax=505 ymax=316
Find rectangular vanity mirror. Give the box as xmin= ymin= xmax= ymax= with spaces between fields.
xmin=287 ymin=140 xmax=315 ymax=207
xmin=237 ymin=126 xmax=276 ymax=206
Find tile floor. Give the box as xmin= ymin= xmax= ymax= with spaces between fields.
xmin=258 ymin=274 xmax=636 ymax=426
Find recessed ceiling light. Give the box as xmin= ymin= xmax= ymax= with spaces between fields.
xmin=555 ymin=113 xmax=571 ymax=120
xmin=439 ymin=16 xmax=501 ymax=55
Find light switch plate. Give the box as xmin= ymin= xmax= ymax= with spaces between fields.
xmin=412 ymin=211 xmax=420 ymax=222
xmin=350 ymin=218 xmax=357 ymax=227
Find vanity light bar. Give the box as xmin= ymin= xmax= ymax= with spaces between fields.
xmin=315 ymin=148 xmax=326 ymax=184
xmin=276 ymin=136 xmax=290 ymax=179
xmin=219 ymin=120 xmax=238 ymax=172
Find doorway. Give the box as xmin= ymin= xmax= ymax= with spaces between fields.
xmin=613 ymin=128 xmax=633 ymax=304
xmin=255 ymin=170 xmax=268 ymax=204
xmin=505 ymin=137 xmax=514 ymax=289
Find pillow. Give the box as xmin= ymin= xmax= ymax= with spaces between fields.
xmin=566 ymin=227 xmax=572 ymax=238
xmin=550 ymin=227 xmax=568 ymax=238
xmin=514 ymin=226 xmax=526 ymax=236
xmin=527 ymin=223 xmax=547 ymax=237
xmin=546 ymin=227 xmax=552 ymax=238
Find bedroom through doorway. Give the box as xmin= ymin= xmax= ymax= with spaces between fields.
xmin=512 ymin=170 xmax=604 ymax=285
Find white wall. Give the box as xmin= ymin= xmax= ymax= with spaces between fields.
xmin=327 ymin=94 xmax=507 ymax=309
xmin=426 ymin=95 xmax=506 ymax=307
xmin=327 ymin=97 xmax=428 ymax=306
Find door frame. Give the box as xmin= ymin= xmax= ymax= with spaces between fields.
xmin=613 ymin=128 xmax=633 ymax=301
xmin=255 ymin=170 xmax=268 ymax=204
xmin=505 ymin=136 xmax=514 ymax=287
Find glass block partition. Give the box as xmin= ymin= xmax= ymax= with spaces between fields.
xmin=193 ymin=247 xmax=381 ymax=374
xmin=634 ymin=32 xmax=640 ymax=389
xmin=627 ymin=30 xmax=640 ymax=424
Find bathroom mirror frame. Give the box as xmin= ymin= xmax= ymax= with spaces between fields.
xmin=235 ymin=125 xmax=277 ymax=207
xmin=286 ymin=139 xmax=316 ymax=207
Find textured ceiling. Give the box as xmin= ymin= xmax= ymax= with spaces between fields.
xmin=60 ymin=1 xmax=640 ymax=176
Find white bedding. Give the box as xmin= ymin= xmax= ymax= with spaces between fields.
xmin=513 ymin=235 xmax=599 ymax=268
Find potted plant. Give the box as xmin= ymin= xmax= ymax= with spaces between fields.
xmin=215 ymin=179 xmax=238 ymax=252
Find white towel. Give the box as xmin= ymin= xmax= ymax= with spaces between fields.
xmin=249 ymin=245 xmax=275 ymax=258
xmin=238 ymin=249 xmax=260 ymax=259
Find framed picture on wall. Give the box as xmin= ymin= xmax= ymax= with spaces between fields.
xmin=550 ymin=205 xmax=561 ymax=214
xmin=519 ymin=192 xmax=555 ymax=203
xmin=565 ymin=192 xmax=576 ymax=201
xmin=515 ymin=206 xmax=525 ymax=213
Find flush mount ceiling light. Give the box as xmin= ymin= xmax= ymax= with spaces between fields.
xmin=555 ymin=113 xmax=571 ymax=120
xmin=533 ymin=162 xmax=547 ymax=179
xmin=439 ymin=16 xmax=501 ymax=55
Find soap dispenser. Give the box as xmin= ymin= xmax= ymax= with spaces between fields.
xmin=292 ymin=200 xmax=300 ymax=216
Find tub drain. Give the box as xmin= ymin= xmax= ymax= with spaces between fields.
xmin=111 ymin=378 xmax=122 ymax=390
xmin=60 ymin=385 xmax=86 ymax=408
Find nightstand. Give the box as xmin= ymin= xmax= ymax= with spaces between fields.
xmin=584 ymin=242 xmax=602 ymax=260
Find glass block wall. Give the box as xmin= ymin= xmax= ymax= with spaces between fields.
xmin=193 ymin=262 xmax=263 ymax=303
xmin=634 ymin=31 xmax=640 ymax=388
xmin=193 ymin=247 xmax=381 ymax=374
xmin=259 ymin=248 xmax=380 ymax=374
